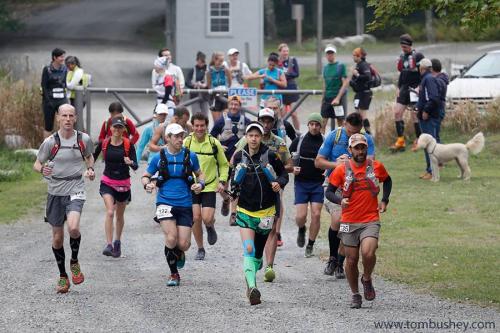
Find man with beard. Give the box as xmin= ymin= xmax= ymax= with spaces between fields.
xmin=325 ymin=134 xmax=392 ymax=309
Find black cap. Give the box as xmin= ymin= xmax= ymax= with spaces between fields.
xmin=111 ymin=117 xmax=126 ymax=127
xmin=400 ymin=34 xmax=413 ymax=46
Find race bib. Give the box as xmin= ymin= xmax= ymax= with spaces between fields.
xmin=156 ymin=204 xmax=173 ymax=220
xmin=333 ymin=105 xmax=345 ymax=117
xmin=340 ymin=223 xmax=350 ymax=233
xmin=70 ymin=191 xmax=86 ymax=201
xmin=258 ymin=216 xmax=274 ymax=230
xmin=409 ymin=91 xmax=419 ymax=103
xmin=354 ymin=99 xmax=360 ymax=108
xmin=52 ymin=88 xmax=65 ymax=99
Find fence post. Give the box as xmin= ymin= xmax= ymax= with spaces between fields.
xmin=85 ymin=89 xmax=92 ymax=136
xmin=75 ymin=90 xmax=84 ymax=132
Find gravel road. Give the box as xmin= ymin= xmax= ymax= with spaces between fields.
xmin=0 ymin=162 xmax=499 ymax=332
xmin=0 ymin=1 xmax=499 ymax=331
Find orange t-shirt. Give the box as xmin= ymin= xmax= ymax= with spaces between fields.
xmin=329 ymin=160 xmax=389 ymax=223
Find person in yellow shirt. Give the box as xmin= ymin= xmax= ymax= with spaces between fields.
xmin=183 ymin=113 xmax=229 ymax=260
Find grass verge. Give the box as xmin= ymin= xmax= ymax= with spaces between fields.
xmin=318 ymin=130 xmax=500 ymax=309
xmin=0 ymin=148 xmax=45 ymax=224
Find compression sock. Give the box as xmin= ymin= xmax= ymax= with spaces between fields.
xmin=52 ymin=246 xmax=67 ymax=277
xmin=328 ymin=228 xmax=339 ymax=258
xmin=395 ymin=121 xmax=402 ymax=137
xmin=338 ymin=254 xmax=346 ymax=267
xmin=164 ymin=246 xmax=178 ymax=274
xmin=414 ymin=122 xmax=422 ymax=138
xmin=363 ymin=119 xmax=371 ymax=134
xmin=399 ymin=121 xmax=405 ymax=136
xmin=243 ymin=256 xmax=257 ymax=288
xmin=308 ymin=239 xmax=315 ymax=247
xmin=69 ymin=235 xmax=81 ymax=263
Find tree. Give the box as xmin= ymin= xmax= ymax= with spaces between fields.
xmin=367 ymin=0 xmax=500 ymax=33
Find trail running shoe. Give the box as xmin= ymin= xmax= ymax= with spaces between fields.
xmin=324 ymin=256 xmax=337 ymax=275
xmin=70 ymin=262 xmax=85 ymax=285
xmin=229 ymin=212 xmax=237 ymax=226
xmin=276 ymin=233 xmax=283 ymax=247
xmin=421 ymin=172 xmax=432 ymax=180
xmin=206 ymin=225 xmax=218 ymax=245
xmin=56 ymin=276 xmax=70 ymax=293
xmin=195 ymin=248 xmax=205 ymax=260
xmin=361 ymin=276 xmax=376 ymax=301
xmin=263 ymin=265 xmax=275 ymax=283
xmin=335 ymin=264 xmax=346 ymax=279
xmin=304 ymin=244 xmax=314 ymax=258
xmin=297 ymin=227 xmax=306 ymax=248
xmin=167 ymin=273 xmax=180 ymax=287
xmin=221 ymin=199 xmax=230 ymax=216
xmin=248 ymin=287 xmax=261 ymax=306
xmin=112 ymin=240 xmax=121 ymax=258
xmin=176 ymin=250 xmax=185 ymax=269
xmin=350 ymin=293 xmax=362 ymax=309
xmin=102 ymin=244 xmax=113 ymax=256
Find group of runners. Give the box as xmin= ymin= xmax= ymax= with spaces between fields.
xmin=40 ymin=37 xmax=458 ymax=308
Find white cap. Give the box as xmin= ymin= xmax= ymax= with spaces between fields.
xmin=245 ymin=122 xmax=264 ymax=134
xmin=258 ymin=107 xmax=275 ymax=120
xmin=419 ymin=58 xmax=432 ymax=68
xmin=324 ymin=45 xmax=337 ymax=54
xmin=165 ymin=123 xmax=185 ymax=136
xmin=227 ymin=48 xmax=239 ymax=56
xmin=154 ymin=103 xmax=169 ymax=115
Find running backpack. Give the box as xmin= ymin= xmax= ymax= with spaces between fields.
xmin=184 ymin=134 xmax=220 ymax=184
xmin=156 ymin=148 xmax=194 ymax=187
xmin=368 ymin=64 xmax=382 ymax=88
xmin=48 ymin=131 xmax=86 ymax=161
xmin=342 ymin=159 xmax=379 ymax=198
xmin=101 ymin=137 xmax=131 ymax=160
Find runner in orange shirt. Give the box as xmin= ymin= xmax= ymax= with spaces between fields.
xmin=325 ymin=133 xmax=392 ymax=309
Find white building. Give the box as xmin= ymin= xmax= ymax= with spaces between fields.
xmin=173 ymin=0 xmax=264 ymax=69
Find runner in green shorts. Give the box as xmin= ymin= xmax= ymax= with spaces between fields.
xmin=231 ymin=122 xmax=289 ymax=305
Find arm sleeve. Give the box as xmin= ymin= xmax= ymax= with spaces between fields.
xmin=284 ymin=120 xmax=296 ymax=141
xmin=271 ymin=152 xmax=289 ymax=189
xmin=126 ymin=119 xmax=140 ymax=145
xmin=325 ymin=183 xmax=342 ymax=204
xmin=129 ymin=144 xmax=139 ymax=170
xmin=381 ymin=175 xmax=392 ymax=203
xmin=289 ymin=137 xmax=299 ymax=153
xmin=185 ymin=68 xmax=194 ymax=88
xmin=41 ymin=67 xmax=51 ymax=102
xmin=98 ymin=121 xmax=107 ymax=142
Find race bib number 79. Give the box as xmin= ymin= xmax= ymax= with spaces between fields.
xmin=156 ymin=205 xmax=173 ymax=220
xmin=258 ymin=216 xmax=274 ymax=230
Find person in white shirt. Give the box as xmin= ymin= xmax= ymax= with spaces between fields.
xmin=224 ymin=48 xmax=252 ymax=89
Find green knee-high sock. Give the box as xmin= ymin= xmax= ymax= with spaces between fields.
xmin=243 ymin=256 xmax=257 ymax=288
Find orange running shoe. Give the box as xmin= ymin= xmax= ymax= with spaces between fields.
xmin=390 ymin=137 xmax=406 ymax=152
xmin=56 ymin=276 xmax=70 ymax=293
xmin=70 ymin=261 xmax=85 ymax=285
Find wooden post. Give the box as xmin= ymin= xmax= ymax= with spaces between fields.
xmin=316 ymin=0 xmax=323 ymax=75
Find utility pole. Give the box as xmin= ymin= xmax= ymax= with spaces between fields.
xmin=316 ymin=0 xmax=323 ymax=75
xmin=355 ymin=1 xmax=365 ymax=35
xmin=425 ymin=9 xmax=435 ymax=43
xmin=165 ymin=0 xmax=176 ymax=58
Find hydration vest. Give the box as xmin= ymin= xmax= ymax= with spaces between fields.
xmin=295 ymin=133 xmax=324 ymax=163
xmin=342 ymin=159 xmax=379 ymax=198
xmin=184 ymin=134 xmax=219 ymax=185
xmin=397 ymin=50 xmax=418 ymax=72
xmin=101 ymin=137 xmax=131 ymax=160
xmin=48 ymin=131 xmax=86 ymax=161
xmin=209 ymin=66 xmax=227 ymax=87
xmin=234 ymin=149 xmax=276 ymax=185
xmin=220 ymin=113 xmax=246 ymax=142
xmin=156 ymin=148 xmax=194 ymax=187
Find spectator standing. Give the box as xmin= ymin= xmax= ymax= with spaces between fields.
xmin=278 ymin=43 xmax=301 ymax=132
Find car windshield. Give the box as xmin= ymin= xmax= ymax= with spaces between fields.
xmin=463 ymin=52 xmax=500 ymax=78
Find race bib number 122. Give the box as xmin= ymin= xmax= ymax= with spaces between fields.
xmin=156 ymin=205 xmax=173 ymax=220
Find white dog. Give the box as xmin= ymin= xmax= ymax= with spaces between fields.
xmin=416 ymin=132 xmax=485 ymax=182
